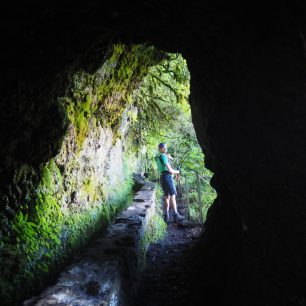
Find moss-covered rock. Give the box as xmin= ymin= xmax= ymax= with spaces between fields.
xmin=138 ymin=213 xmax=167 ymax=271
xmin=0 ymin=43 xmax=165 ymax=305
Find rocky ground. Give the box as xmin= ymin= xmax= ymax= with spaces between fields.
xmin=134 ymin=204 xmax=204 ymax=306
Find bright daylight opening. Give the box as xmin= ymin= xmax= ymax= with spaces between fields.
xmin=133 ymin=49 xmax=217 ymax=224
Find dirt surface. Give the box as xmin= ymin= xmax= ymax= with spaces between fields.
xmin=134 ymin=207 xmax=204 ymax=306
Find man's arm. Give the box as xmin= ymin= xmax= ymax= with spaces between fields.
xmin=165 ymin=162 xmax=179 ymax=175
xmin=166 ymin=153 xmax=174 ymax=161
xmin=160 ymin=154 xmax=179 ymax=175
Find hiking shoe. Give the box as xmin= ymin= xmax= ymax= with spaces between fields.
xmin=163 ymin=212 xmax=170 ymax=223
xmin=173 ymin=212 xmax=184 ymax=223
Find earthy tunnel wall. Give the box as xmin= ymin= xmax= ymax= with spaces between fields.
xmin=2 ymin=1 xmax=306 ymax=305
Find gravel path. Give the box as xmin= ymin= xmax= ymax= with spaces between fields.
xmin=134 ymin=205 xmax=203 ymax=306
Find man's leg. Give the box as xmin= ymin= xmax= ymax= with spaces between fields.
xmin=164 ymin=173 xmax=184 ymax=222
xmin=170 ymin=194 xmax=178 ymax=214
xmin=169 ymin=192 xmax=184 ymax=223
xmin=161 ymin=174 xmax=170 ymax=222
xmin=164 ymin=195 xmax=170 ymax=222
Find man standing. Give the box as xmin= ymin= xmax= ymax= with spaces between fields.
xmin=155 ymin=143 xmax=184 ymax=223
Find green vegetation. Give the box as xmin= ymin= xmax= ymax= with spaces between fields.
xmin=60 ymin=44 xmax=163 ymax=150
xmin=0 ymin=158 xmax=134 ymax=305
xmin=138 ymin=187 xmax=167 ymax=271
xmin=186 ymin=179 xmax=217 ymax=222
xmin=138 ymin=212 xmax=167 ymax=271
xmin=130 ymin=52 xmax=217 ymax=222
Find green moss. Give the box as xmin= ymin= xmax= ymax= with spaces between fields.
xmin=95 ymin=45 xmax=161 ymax=133
xmin=58 ymin=44 xmax=164 ymax=152
xmin=0 ymin=186 xmax=63 ymax=305
xmin=62 ymin=177 xmax=134 ymax=252
xmin=60 ymin=92 xmax=94 ymax=151
xmin=82 ymin=176 xmax=100 ymax=203
xmin=0 ymin=167 xmax=134 ymax=306
xmin=138 ymin=213 xmax=167 ymax=271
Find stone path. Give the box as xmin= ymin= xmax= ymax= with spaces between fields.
xmin=23 ymin=187 xmax=205 ymax=306
xmin=134 ymin=204 xmax=203 ymax=306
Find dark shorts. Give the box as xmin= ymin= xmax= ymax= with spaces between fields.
xmin=160 ymin=172 xmax=177 ymax=196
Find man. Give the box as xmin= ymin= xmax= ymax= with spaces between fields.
xmin=155 ymin=143 xmax=184 ymax=223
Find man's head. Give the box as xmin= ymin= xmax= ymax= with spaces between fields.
xmin=158 ymin=142 xmax=167 ymax=153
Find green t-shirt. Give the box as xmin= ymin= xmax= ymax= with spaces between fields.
xmin=155 ymin=153 xmax=168 ymax=173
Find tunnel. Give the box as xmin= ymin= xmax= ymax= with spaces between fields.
xmin=1 ymin=1 xmax=306 ymax=306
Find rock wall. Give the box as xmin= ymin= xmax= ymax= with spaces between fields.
xmin=53 ymin=100 xmax=137 ymax=214
xmin=185 ymin=7 xmax=306 ymax=305
xmin=0 ymin=44 xmax=162 ymax=305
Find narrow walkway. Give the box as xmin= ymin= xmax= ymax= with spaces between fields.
xmin=23 ymin=184 xmax=157 ymax=306
xmin=134 ymin=201 xmax=203 ymax=306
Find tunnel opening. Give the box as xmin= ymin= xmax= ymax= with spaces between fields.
xmin=0 ymin=43 xmax=216 ymax=306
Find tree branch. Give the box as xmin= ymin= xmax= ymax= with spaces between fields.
xmin=150 ymin=74 xmax=179 ymax=100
